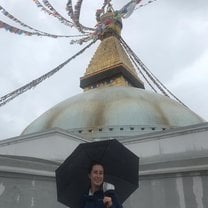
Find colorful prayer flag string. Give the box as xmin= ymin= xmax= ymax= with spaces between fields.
xmin=32 ymin=0 xmax=73 ymax=27
xmin=42 ymin=0 xmax=74 ymax=27
xmin=135 ymin=0 xmax=159 ymax=10
xmin=0 ymin=5 xmax=83 ymax=38
xmin=1 ymin=0 xmax=159 ymax=43
xmin=0 ymin=20 xmax=88 ymax=38
xmin=0 ymin=39 xmax=97 ymax=107
xmin=66 ymin=0 xmax=95 ymax=33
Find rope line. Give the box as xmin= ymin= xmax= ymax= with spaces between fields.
xmin=115 ymin=33 xmax=187 ymax=106
xmin=120 ymin=35 xmax=169 ymax=96
xmin=32 ymin=0 xmax=73 ymax=27
xmin=0 ymin=39 xmax=97 ymax=107
xmin=66 ymin=0 xmax=95 ymax=33
xmin=42 ymin=0 xmax=76 ymax=29
xmin=135 ymin=0 xmax=159 ymax=10
xmin=0 ymin=20 xmax=88 ymax=38
xmin=0 ymin=2 xmax=88 ymax=39
xmin=119 ymin=36 xmax=158 ymax=92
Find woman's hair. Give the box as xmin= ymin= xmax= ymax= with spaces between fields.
xmin=88 ymin=160 xmax=104 ymax=174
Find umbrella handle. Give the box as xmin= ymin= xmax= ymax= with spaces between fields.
xmin=103 ymin=196 xmax=113 ymax=208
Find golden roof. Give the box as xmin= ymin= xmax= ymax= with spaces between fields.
xmin=80 ymin=10 xmax=144 ymax=91
xmin=80 ymin=36 xmax=144 ymax=90
xmin=85 ymin=36 xmax=137 ymax=76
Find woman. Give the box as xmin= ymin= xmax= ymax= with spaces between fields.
xmin=80 ymin=161 xmax=123 ymax=208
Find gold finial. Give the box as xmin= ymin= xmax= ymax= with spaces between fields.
xmin=95 ymin=8 xmax=123 ymax=40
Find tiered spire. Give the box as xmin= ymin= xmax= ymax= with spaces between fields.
xmin=80 ymin=10 xmax=144 ymax=91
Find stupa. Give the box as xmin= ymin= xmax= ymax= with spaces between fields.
xmin=0 ymin=4 xmax=207 ymax=208
xmin=21 ymin=9 xmax=204 ymax=140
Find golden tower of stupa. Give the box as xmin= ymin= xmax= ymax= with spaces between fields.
xmin=80 ymin=9 xmax=144 ymax=91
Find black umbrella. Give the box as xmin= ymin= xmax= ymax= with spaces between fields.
xmin=55 ymin=139 xmax=139 ymax=208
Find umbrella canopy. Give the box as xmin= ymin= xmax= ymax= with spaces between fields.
xmin=55 ymin=139 xmax=139 ymax=208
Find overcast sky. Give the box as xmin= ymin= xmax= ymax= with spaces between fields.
xmin=0 ymin=0 xmax=208 ymax=140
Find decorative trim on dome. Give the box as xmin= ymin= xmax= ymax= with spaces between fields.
xmin=67 ymin=125 xmax=169 ymax=140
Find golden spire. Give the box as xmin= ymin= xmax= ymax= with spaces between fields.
xmin=80 ymin=9 xmax=144 ymax=91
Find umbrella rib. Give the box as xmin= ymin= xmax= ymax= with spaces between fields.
xmin=99 ymin=140 xmax=111 ymax=163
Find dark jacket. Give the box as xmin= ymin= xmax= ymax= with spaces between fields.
xmin=80 ymin=190 xmax=123 ymax=208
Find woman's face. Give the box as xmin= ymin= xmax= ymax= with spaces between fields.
xmin=89 ymin=164 xmax=104 ymax=189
